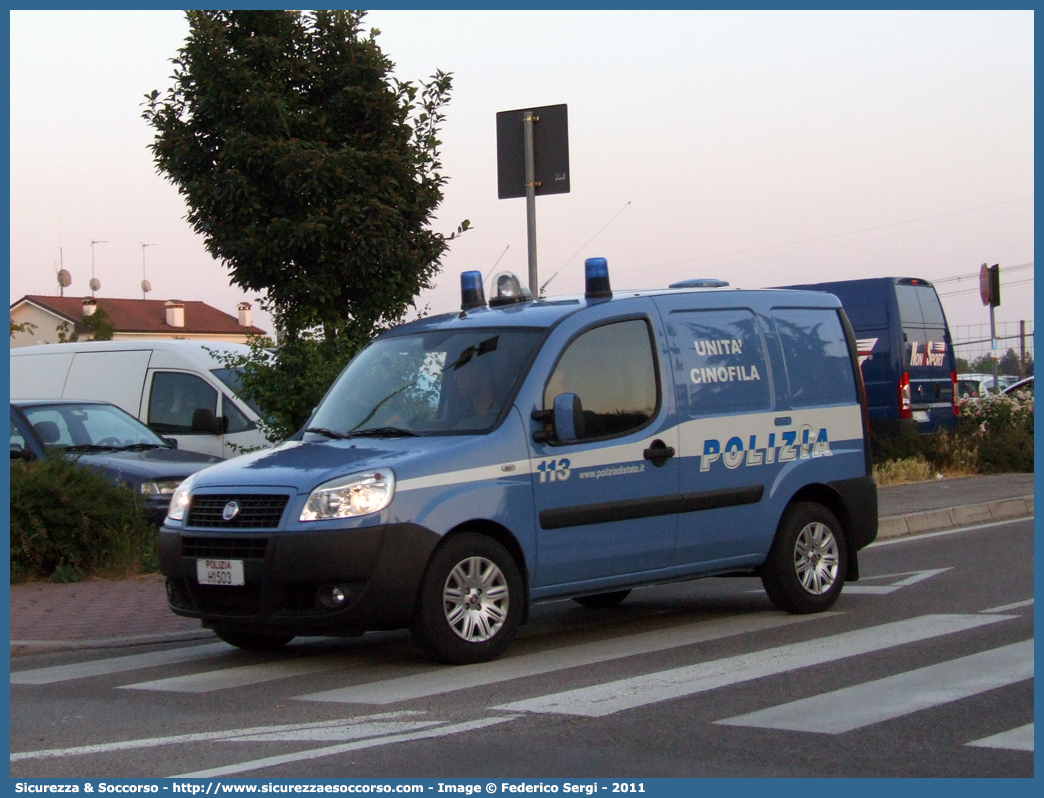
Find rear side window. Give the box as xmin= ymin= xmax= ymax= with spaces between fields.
xmin=670 ymin=309 xmax=771 ymax=416
xmin=148 ymin=372 xmax=219 ymax=435
xmin=896 ymin=284 xmax=949 ymax=369
xmin=773 ymin=309 xmax=857 ymax=407
xmin=544 ymin=318 xmax=658 ymax=440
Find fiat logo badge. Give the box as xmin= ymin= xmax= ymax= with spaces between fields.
xmin=222 ymin=501 xmax=241 ymax=521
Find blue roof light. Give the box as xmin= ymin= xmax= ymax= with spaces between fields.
xmin=460 ymin=271 xmax=486 ymax=311
xmin=584 ymin=257 xmax=612 ymax=299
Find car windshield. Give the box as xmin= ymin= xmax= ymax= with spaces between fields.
xmin=20 ymin=402 xmax=171 ymax=450
xmin=307 ymin=328 xmax=544 ymax=437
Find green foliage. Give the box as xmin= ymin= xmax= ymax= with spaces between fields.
xmin=872 ymin=391 xmax=1034 ymax=481
xmin=81 ymin=307 xmax=115 ymax=341
xmin=10 ymin=319 xmax=37 ymax=338
xmin=56 ymin=320 xmax=78 ymax=343
xmin=10 ymin=456 xmax=158 ymax=583
xmin=144 ymin=11 xmax=467 ymax=435
xmin=968 ymin=349 xmax=1033 ymax=377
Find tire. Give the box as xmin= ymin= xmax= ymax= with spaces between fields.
xmin=410 ymin=533 xmax=523 ymax=665
xmin=761 ymin=502 xmax=847 ymax=614
xmin=572 ymin=590 xmax=631 ymax=608
xmin=213 ymin=628 xmax=294 ymax=651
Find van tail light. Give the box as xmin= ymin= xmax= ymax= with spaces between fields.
xmin=951 ymin=371 xmax=959 ymax=416
xmin=898 ymin=372 xmax=912 ymax=419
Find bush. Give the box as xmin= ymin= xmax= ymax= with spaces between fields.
xmin=957 ymin=389 xmax=1035 ymax=473
xmin=10 ymin=455 xmax=158 ymax=583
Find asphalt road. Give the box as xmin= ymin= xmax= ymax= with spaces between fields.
xmin=10 ymin=517 xmax=1034 ymax=779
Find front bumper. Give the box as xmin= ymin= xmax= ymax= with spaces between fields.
xmin=158 ymin=521 xmax=441 ymax=635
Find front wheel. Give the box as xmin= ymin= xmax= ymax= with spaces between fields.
xmin=761 ymin=502 xmax=847 ymax=614
xmin=410 ymin=533 xmax=523 ymax=664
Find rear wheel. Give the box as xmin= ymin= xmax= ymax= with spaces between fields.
xmin=410 ymin=533 xmax=523 ymax=664
xmin=572 ymin=590 xmax=631 ymax=608
xmin=213 ymin=628 xmax=294 ymax=651
xmin=761 ymin=502 xmax=846 ymax=614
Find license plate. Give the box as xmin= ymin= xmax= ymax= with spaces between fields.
xmin=912 ymin=411 xmax=930 ymax=422
xmin=197 ymin=558 xmax=245 ymax=586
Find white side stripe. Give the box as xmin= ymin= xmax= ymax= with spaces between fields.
xmin=10 ymin=643 xmax=229 ymax=685
xmin=494 ymin=614 xmax=1013 ymax=717
xmin=967 ymin=723 xmax=1034 ymax=752
xmin=171 ymin=716 xmax=520 ymax=778
xmin=298 ymin=611 xmax=830 ymax=705
xmin=716 ymin=639 xmax=1033 ymax=733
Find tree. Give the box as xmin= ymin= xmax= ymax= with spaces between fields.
xmin=143 ymin=11 xmax=466 ymax=439
xmin=10 ymin=320 xmax=36 ymax=339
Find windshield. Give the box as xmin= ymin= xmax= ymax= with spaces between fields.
xmin=21 ymin=402 xmax=171 ymax=450
xmin=307 ymin=328 xmax=544 ymax=437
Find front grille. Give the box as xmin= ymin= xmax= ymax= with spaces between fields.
xmin=182 ymin=536 xmax=269 ymax=559
xmin=187 ymin=494 xmax=289 ymax=528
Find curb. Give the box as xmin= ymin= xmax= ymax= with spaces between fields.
xmin=10 ymin=628 xmax=217 ymax=657
xmin=876 ymin=494 xmax=1034 ymax=540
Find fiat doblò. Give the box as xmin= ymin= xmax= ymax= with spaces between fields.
xmin=160 ymin=260 xmax=877 ymax=663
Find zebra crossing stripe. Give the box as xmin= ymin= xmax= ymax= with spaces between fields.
xmin=494 ymin=613 xmax=1014 ymax=717
xmin=10 ymin=643 xmax=229 ymax=685
xmin=119 ymin=655 xmax=355 ymax=693
xmin=11 ymin=712 xmax=426 ymax=762
xmin=967 ymin=723 xmax=1034 ymax=752
xmin=716 ymin=639 xmax=1033 ymax=733
xmin=170 ymin=716 xmax=520 ymax=778
xmin=297 ymin=611 xmax=828 ymax=705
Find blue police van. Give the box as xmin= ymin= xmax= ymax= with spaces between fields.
xmin=160 ymin=260 xmax=878 ymax=663
xmin=779 ymin=277 xmax=958 ymax=435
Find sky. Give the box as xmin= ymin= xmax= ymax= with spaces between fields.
xmin=8 ymin=9 xmax=1035 ymax=353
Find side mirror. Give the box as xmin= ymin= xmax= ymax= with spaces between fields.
xmin=552 ymin=393 xmax=585 ymax=444
xmin=162 ymin=437 xmax=179 ymax=449
xmin=191 ymin=408 xmax=223 ymax=435
xmin=11 ymin=443 xmax=32 ymax=461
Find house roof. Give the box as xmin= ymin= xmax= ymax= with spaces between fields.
xmin=11 ymin=295 xmax=266 ymax=336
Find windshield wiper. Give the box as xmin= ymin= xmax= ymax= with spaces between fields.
xmin=63 ymin=444 xmax=120 ymax=453
xmin=117 ymin=443 xmax=167 ymax=451
xmin=346 ymin=427 xmax=419 ymax=438
xmin=305 ymin=427 xmax=350 ymax=440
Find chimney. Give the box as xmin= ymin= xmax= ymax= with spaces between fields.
xmin=237 ymin=301 xmax=252 ymax=328
xmin=165 ymin=300 xmax=185 ymax=328
xmin=82 ymin=297 xmax=97 ymax=316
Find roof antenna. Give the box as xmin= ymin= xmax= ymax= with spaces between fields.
xmin=141 ymin=243 xmax=157 ymax=298
xmin=484 ymin=244 xmax=510 ymax=282
xmin=539 ymin=200 xmax=631 ymax=297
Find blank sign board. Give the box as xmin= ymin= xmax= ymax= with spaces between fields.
xmin=496 ymin=104 xmax=570 ymax=199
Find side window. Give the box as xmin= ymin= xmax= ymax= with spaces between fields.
xmin=671 ymin=309 xmax=771 ymax=416
xmin=10 ymin=417 xmax=27 ymax=450
xmin=222 ymin=396 xmax=255 ymax=434
xmin=148 ymin=372 xmax=219 ymax=435
xmin=773 ymin=309 xmax=857 ymax=407
xmin=544 ymin=319 xmax=658 ymax=440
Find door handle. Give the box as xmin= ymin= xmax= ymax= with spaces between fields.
xmin=643 ymin=439 xmax=675 ymax=467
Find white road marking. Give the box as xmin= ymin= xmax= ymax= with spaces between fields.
xmin=120 ymin=655 xmax=356 ymax=693
xmin=171 ymin=716 xmax=520 ymax=778
xmin=10 ymin=643 xmax=230 ymax=685
xmin=867 ymin=516 xmax=1033 ymax=547
xmin=967 ymin=723 xmax=1034 ymax=752
xmin=980 ymin=599 xmax=1034 ymax=614
xmin=229 ymin=719 xmax=443 ymax=743
xmin=494 ymin=613 xmax=1014 ymax=717
xmin=716 ymin=639 xmax=1033 ymax=733
xmin=298 ymin=611 xmax=830 ymax=705
xmin=829 ymin=568 xmax=951 ymax=595
xmin=10 ymin=712 xmax=425 ymax=761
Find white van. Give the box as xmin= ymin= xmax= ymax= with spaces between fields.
xmin=10 ymin=340 xmax=272 ymax=457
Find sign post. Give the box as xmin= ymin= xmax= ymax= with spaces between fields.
xmin=497 ymin=103 xmax=570 ymax=294
xmin=980 ymin=263 xmax=1001 ymax=390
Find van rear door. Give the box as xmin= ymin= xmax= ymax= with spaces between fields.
xmin=62 ymin=350 xmax=151 ymax=417
xmin=895 ymin=281 xmax=956 ymax=431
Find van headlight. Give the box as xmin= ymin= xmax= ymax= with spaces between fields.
xmin=300 ymin=470 xmax=395 ymax=522
xmin=167 ymin=474 xmax=197 ymax=522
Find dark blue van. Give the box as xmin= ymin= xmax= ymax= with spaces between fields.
xmin=778 ymin=277 xmax=958 ymax=435
xmin=159 ymin=261 xmax=877 ymax=663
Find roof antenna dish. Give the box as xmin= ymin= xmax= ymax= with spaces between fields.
xmin=141 ymin=279 xmax=152 ymax=295
xmin=57 ymin=269 xmax=72 ymax=294
xmin=89 ymin=277 xmax=101 ymax=293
